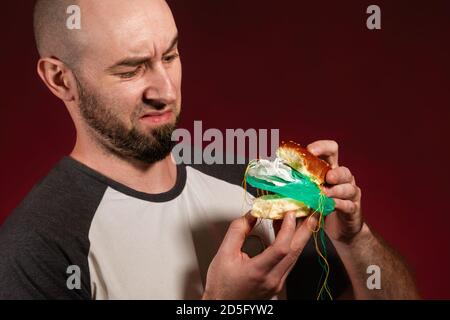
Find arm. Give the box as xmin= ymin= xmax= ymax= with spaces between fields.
xmin=333 ymin=223 xmax=419 ymax=299
xmin=307 ymin=140 xmax=420 ymax=300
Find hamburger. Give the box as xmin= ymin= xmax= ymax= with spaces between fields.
xmin=245 ymin=141 xmax=335 ymax=219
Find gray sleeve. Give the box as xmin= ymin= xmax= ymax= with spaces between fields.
xmin=0 ymin=158 xmax=107 ymax=300
xmin=0 ymin=225 xmax=91 ymax=300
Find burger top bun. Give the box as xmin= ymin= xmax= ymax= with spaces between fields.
xmin=276 ymin=141 xmax=330 ymax=185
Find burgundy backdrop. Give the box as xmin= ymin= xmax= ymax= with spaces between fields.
xmin=1 ymin=1 xmax=449 ymax=299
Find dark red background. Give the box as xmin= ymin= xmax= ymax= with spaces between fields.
xmin=1 ymin=1 xmax=449 ymax=299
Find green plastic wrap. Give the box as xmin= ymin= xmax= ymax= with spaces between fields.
xmin=246 ymin=165 xmax=335 ymax=216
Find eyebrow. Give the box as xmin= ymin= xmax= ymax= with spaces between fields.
xmin=106 ymin=34 xmax=179 ymax=72
xmin=163 ymin=34 xmax=179 ymax=55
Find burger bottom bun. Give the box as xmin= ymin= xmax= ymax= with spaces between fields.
xmin=250 ymin=195 xmax=312 ymax=220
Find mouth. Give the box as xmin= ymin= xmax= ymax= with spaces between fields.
xmin=139 ymin=109 xmax=174 ymax=125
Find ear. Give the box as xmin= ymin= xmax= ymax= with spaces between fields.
xmin=36 ymin=57 xmax=78 ymax=102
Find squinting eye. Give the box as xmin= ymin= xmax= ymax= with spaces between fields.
xmin=118 ymin=65 xmax=144 ymax=79
xmin=163 ymin=53 xmax=179 ymax=63
xmin=119 ymin=71 xmax=137 ymax=79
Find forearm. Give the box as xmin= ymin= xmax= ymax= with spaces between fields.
xmin=332 ymin=223 xmax=420 ymax=299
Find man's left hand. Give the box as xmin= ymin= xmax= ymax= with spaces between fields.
xmin=307 ymin=140 xmax=363 ymax=244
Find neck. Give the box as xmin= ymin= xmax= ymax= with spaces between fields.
xmin=70 ymin=135 xmax=177 ymax=195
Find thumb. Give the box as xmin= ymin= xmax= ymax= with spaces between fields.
xmin=219 ymin=212 xmax=257 ymax=255
xmin=290 ymin=214 xmax=317 ymax=252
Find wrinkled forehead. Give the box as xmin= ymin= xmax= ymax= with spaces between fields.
xmin=78 ymin=0 xmax=177 ymax=68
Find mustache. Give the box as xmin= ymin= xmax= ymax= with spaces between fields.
xmin=142 ymin=98 xmax=167 ymax=110
xmin=133 ymin=104 xmax=177 ymax=119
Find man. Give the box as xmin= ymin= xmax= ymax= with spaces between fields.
xmin=0 ymin=0 xmax=418 ymax=299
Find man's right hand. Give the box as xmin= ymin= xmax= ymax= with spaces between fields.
xmin=202 ymin=211 xmax=317 ymax=300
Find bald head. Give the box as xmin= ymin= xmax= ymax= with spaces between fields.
xmin=33 ymin=0 xmax=176 ymax=71
xmin=33 ymin=0 xmax=84 ymax=67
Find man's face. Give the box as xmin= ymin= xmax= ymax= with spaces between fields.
xmin=72 ymin=0 xmax=181 ymax=163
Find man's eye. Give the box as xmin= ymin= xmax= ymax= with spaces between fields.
xmin=119 ymin=71 xmax=137 ymax=79
xmin=163 ymin=53 xmax=179 ymax=63
xmin=118 ymin=66 xmax=144 ymax=79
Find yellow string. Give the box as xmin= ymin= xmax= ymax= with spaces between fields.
xmin=241 ymin=162 xmax=253 ymax=211
xmin=308 ymin=192 xmax=333 ymax=300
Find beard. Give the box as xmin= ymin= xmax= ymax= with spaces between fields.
xmin=75 ymin=76 xmax=179 ymax=164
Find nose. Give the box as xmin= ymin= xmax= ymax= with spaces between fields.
xmin=142 ymin=64 xmax=177 ymax=110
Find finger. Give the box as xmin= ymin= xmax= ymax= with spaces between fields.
xmin=326 ymin=166 xmax=353 ymax=185
xmin=277 ymin=215 xmax=318 ymax=285
xmin=307 ymin=140 xmax=339 ymax=168
xmin=270 ymin=215 xmax=317 ymax=279
xmin=350 ymin=175 xmax=356 ymax=186
xmin=324 ymin=183 xmax=358 ymax=200
xmin=219 ymin=212 xmax=257 ymax=255
xmin=291 ymin=214 xmax=317 ymax=252
xmin=334 ymin=199 xmax=358 ymax=217
xmin=252 ymin=211 xmax=297 ymax=273
xmin=273 ymin=216 xmax=305 ymax=236
xmin=272 ymin=211 xmax=297 ymax=249
xmin=355 ymin=185 xmax=362 ymax=201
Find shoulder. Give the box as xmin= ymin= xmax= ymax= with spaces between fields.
xmin=0 ymin=157 xmax=107 ymax=299
xmin=2 ymin=157 xmax=108 ymax=243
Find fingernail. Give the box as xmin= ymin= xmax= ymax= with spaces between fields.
xmin=308 ymin=215 xmax=318 ymax=229
xmin=289 ymin=211 xmax=296 ymax=221
xmin=326 ymin=172 xmax=334 ymax=181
